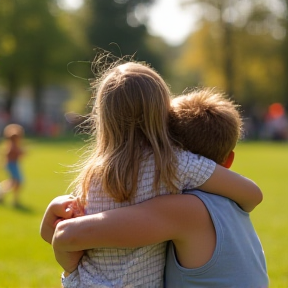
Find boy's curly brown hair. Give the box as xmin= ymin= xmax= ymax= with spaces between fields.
xmin=169 ymin=88 xmax=243 ymax=165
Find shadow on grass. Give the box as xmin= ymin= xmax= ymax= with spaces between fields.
xmin=13 ymin=203 xmax=34 ymax=213
xmin=0 ymin=201 xmax=35 ymax=214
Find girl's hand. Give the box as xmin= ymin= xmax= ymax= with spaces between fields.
xmin=53 ymin=248 xmax=84 ymax=274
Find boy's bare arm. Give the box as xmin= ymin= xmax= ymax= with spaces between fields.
xmin=51 ymin=195 xmax=191 ymax=274
xmin=52 ymin=194 xmax=205 ymax=252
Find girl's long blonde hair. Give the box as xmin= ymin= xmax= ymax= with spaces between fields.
xmin=74 ymin=60 xmax=178 ymax=203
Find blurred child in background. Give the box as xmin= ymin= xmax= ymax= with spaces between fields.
xmin=0 ymin=124 xmax=25 ymax=207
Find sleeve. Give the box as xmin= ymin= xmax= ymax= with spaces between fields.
xmin=175 ymin=150 xmax=216 ymax=190
xmin=61 ymin=270 xmax=80 ymax=288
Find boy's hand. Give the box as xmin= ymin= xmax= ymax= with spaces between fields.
xmin=49 ymin=195 xmax=76 ymax=226
xmin=53 ymin=196 xmax=85 ymax=226
xmin=69 ymin=197 xmax=85 ymax=218
xmin=40 ymin=195 xmax=84 ymax=244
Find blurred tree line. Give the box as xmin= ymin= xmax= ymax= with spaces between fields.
xmin=0 ymin=0 xmax=288 ymax=137
xmin=172 ymin=0 xmax=288 ymax=106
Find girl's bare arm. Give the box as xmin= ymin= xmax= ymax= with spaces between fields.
xmin=198 ymin=164 xmax=262 ymax=212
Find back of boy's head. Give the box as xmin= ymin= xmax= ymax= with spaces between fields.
xmin=92 ymin=61 xmax=171 ymax=148
xmin=169 ymin=88 xmax=243 ymax=164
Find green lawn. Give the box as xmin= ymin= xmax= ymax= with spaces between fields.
xmin=0 ymin=138 xmax=82 ymax=288
xmin=232 ymin=142 xmax=288 ymax=288
xmin=0 ymin=139 xmax=287 ymax=287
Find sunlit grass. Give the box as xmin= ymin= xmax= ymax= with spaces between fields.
xmin=232 ymin=141 xmax=288 ymax=288
xmin=0 ymin=138 xmax=82 ymax=288
xmin=0 ymin=139 xmax=287 ymax=287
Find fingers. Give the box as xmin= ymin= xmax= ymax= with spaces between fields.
xmin=52 ymin=195 xmax=84 ymax=221
xmin=63 ymin=205 xmax=74 ymax=219
xmin=70 ymin=197 xmax=85 ymax=217
xmin=53 ymin=218 xmax=64 ymax=227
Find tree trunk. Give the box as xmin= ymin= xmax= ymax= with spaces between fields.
xmin=6 ymin=70 xmax=17 ymax=117
xmin=222 ymin=21 xmax=234 ymax=98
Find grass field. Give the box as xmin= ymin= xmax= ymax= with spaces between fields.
xmin=0 ymin=138 xmax=287 ymax=288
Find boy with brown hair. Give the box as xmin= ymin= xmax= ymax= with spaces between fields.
xmin=169 ymin=88 xmax=242 ymax=167
xmin=41 ymin=88 xmax=268 ymax=287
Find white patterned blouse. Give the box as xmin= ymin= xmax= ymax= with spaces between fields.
xmin=62 ymin=148 xmax=216 ymax=288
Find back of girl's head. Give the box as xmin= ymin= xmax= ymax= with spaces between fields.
xmin=169 ymin=88 xmax=243 ymax=164
xmin=77 ymin=59 xmax=177 ymax=202
xmin=92 ymin=62 xmax=171 ymax=149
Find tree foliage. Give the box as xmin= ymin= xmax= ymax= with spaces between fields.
xmin=84 ymin=0 xmax=165 ymax=72
xmin=171 ymin=0 xmax=288 ymax=106
xmin=0 ymin=0 xmax=170 ymax=116
xmin=0 ymin=0 xmax=84 ymax=112
xmin=1 ymin=0 xmax=288 ymax=119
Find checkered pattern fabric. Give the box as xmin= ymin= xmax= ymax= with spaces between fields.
xmin=62 ymin=149 xmax=216 ymax=288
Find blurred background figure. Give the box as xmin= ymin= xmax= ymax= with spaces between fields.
xmin=263 ymin=103 xmax=288 ymax=140
xmin=0 ymin=124 xmax=25 ymax=207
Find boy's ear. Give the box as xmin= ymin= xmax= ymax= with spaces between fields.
xmin=222 ymin=151 xmax=235 ymax=169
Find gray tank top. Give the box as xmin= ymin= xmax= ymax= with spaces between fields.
xmin=165 ymin=190 xmax=269 ymax=288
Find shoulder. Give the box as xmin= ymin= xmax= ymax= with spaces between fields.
xmin=145 ymin=193 xmax=205 ymax=212
xmin=161 ymin=194 xmax=216 ymax=267
xmin=147 ymin=194 xmax=210 ymax=236
xmin=174 ymin=148 xmax=214 ymax=169
xmin=174 ymin=147 xmax=195 ymax=159
xmin=174 ymin=148 xmax=201 ymax=170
